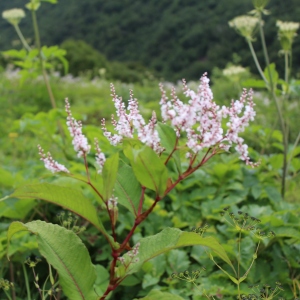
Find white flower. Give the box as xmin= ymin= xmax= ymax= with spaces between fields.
xmin=229 ymin=15 xmax=261 ymax=41
xmin=2 ymin=9 xmax=25 ymax=26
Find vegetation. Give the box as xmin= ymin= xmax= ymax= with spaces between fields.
xmin=0 ymin=0 xmax=300 ymax=299
xmin=1 ymin=0 xmax=300 ymax=81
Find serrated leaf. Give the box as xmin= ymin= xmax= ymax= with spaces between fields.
xmin=8 ymin=221 xmax=97 ymax=300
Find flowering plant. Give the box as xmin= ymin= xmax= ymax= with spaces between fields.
xmin=4 ymin=74 xmax=257 ymax=299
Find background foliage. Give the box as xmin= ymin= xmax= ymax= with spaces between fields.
xmin=0 ymin=0 xmax=300 ymax=81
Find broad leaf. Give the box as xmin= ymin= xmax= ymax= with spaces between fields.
xmin=157 ymin=122 xmax=181 ymax=174
xmin=103 ymin=152 xmax=119 ymax=201
xmin=124 ymin=141 xmax=169 ymax=196
xmin=6 ymin=183 xmax=112 ymax=242
xmin=8 ymin=221 xmax=97 ymax=300
xmin=139 ymin=290 xmax=184 ymax=300
xmin=120 ymin=228 xmax=233 ymax=276
xmin=114 ymin=160 xmax=142 ymax=215
xmin=264 ymin=63 xmax=279 ymax=90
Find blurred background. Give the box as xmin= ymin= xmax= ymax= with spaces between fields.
xmin=1 ymin=0 xmax=300 ymax=82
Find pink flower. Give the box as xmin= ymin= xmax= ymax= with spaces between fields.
xmin=38 ymin=145 xmax=69 ymax=173
xmin=65 ymin=98 xmax=91 ymax=157
xmin=102 ymin=84 xmax=164 ymax=154
xmin=160 ymin=73 xmax=258 ymax=166
xmin=94 ymin=138 xmax=106 ymax=174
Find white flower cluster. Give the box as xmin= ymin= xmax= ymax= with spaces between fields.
xmin=2 ymin=9 xmax=25 ymax=25
xmin=160 ymin=73 xmax=257 ymax=166
xmin=102 ymin=85 xmax=164 ymax=153
xmin=229 ymin=15 xmax=261 ymax=41
xmin=38 ymin=145 xmax=69 ymax=174
xmin=223 ymin=65 xmax=247 ymax=77
xmin=65 ymin=98 xmax=91 ymax=158
xmin=276 ymin=20 xmax=299 ymax=33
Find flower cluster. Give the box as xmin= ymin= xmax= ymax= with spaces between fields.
xmin=160 ymin=74 xmax=257 ymax=166
xmin=276 ymin=20 xmax=299 ymax=52
xmin=229 ymin=15 xmax=261 ymax=41
xmin=65 ymin=98 xmax=91 ymax=157
xmin=38 ymin=145 xmax=69 ymax=174
xmin=171 ymin=267 xmax=206 ymax=283
xmin=220 ymin=207 xmax=275 ymax=239
xmin=39 ymin=74 xmax=257 ymax=174
xmin=223 ymin=65 xmax=247 ymax=77
xmin=102 ymin=85 xmax=164 ymax=154
xmin=94 ymin=138 xmax=106 ymax=174
xmin=2 ymin=8 xmax=25 ymax=26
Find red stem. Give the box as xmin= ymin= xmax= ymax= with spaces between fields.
xmin=137 ymin=186 xmax=146 ymax=216
xmin=99 ymin=146 xmax=219 ymax=299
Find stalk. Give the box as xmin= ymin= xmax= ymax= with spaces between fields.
xmin=13 ymin=24 xmax=31 ymax=51
xmin=30 ymin=9 xmax=57 ymax=109
xmin=22 ymin=264 xmax=32 ymax=300
xmin=257 ymin=13 xmax=288 ymax=198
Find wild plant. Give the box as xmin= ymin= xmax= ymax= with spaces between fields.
xmin=2 ymin=73 xmax=258 ymax=299
xmin=228 ymin=0 xmax=300 ymax=199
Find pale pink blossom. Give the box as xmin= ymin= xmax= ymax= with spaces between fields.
xmin=160 ymin=73 xmax=257 ymax=166
xmin=65 ymin=98 xmax=91 ymax=157
xmin=94 ymin=138 xmax=106 ymax=174
xmin=102 ymin=84 xmax=164 ymax=154
xmin=38 ymin=145 xmax=69 ymax=173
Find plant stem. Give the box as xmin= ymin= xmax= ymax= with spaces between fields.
xmin=13 ymin=24 xmax=31 ymax=51
xmin=30 ymin=9 xmax=57 ymax=109
xmin=247 ymin=40 xmax=268 ymax=85
xmin=9 ymin=262 xmax=16 ymax=300
xmin=3 ymin=289 xmax=12 ymax=300
xmin=22 ymin=264 xmax=32 ymax=300
xmin=284 ymin=52 xmax=289 ymax=83
xmin=237 ymin=230 xmax=242 ymax=299
xmin=257 ymin=14 xmax=288 ymax=199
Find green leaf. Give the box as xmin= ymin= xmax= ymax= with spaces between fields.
xmin=8 ymin=221 xmax=97 ymax=300
xmin=265 ymin=186 xmax=282 ymax=205
xmin=138 ymin=290 xmax=184 ymax=300
xmin=156 ymin=122 xmax=181 ymax=174
xmin=242 ymin=79 xmax=266 ymax=88
xmin=114 ymin=160 xmax=142 ymax=215
xmin=274 ymin=227 xmax=300 ymax=240
xmin=121 ymin=228 xmax=233 ymax=275
xmin=0 ymin=198 xmax=36 ymax=219
xmin=2 ymin=49 xmax=27 ymax=59
xmin=124 ymin=141 xmax=169 ymax=196
xmin=103 ymin=152 xmax=119 ymax=201
xmin=264 ymin=63 xmax=278 ymax=90
xmin=5 ymin=183 xmax=112 ymax=242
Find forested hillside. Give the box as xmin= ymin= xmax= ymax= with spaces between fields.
xmin=1 ymin=0 xmax=300 ymax=81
